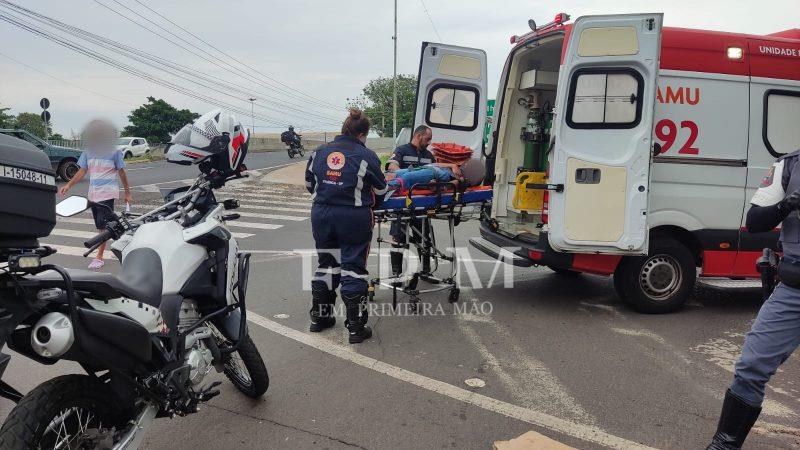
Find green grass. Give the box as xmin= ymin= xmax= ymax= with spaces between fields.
xmin=124 ymin=153 xmax=163 ymax=164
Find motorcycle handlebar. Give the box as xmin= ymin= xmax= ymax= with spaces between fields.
xmin=84 ymin=228 xmax=115 ymax=250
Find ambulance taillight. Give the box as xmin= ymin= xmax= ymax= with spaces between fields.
xmin=542 ymin=165 xmax=551 ymax=224
xmin=542 ymin=190 xmax=549 ymax=224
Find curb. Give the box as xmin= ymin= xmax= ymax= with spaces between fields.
xmin=263 ymin=161 xmax=307 ymax=186
xmin=262 ymin=151 xmax=391 ymax=187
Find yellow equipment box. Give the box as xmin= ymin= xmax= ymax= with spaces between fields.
xmin=512 ymin=171 xmax=546 ymax=211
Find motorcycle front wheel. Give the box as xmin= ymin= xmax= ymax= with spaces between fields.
xmin=0 ymin=374 xmax=130 ymax=449
xmin=214 ymin=330 xmax=269 ymax=398
xmin=287 ymin=148 xmax=295 ymax=158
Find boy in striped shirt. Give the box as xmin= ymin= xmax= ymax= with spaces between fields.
xmin=59 ymin=120 xmax=133 ymax=270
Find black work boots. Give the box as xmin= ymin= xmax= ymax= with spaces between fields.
xmin=309 ymin=289 xmax=336 ymax=332
xmin=707 ymin=389 xmax=762 ymax=450
xmin=342 ymin=293 xmax=372 ymax=344
xmin=311 ymin=291 xmax=372 ymax=344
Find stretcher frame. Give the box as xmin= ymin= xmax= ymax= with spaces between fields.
xmin=369 ymin=181 xmax=492 ymax=312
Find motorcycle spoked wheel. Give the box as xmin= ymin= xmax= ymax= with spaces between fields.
xmin=211 ymin=326 xmax=269 ymax=398
xmin=0 ymin=375 xmax=130 ymax=449
xmin=297 ymin=147 xmax=304 ymax=157
xmin=287 ymin=148 xmax=296 ymax=158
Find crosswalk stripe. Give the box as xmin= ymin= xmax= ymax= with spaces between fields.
xmin=57 ymin=216 xmax=283 ymax=231
xmin=57 ymin=217 xmax=98 ymax=226
xmin=226 ymin=221 xmax=282 ymax=230
xmin=237 ymin=211 xmax=307 ymax=221
xmin=237 ymin=204 xmax=308 ymax=213
xmin=129 ymin=203 xmax=309 ymax=214
xmin=45 ymin=243 xmax=90 ymax=257
xmin=221 ymin=185 xmax=310 ymax=194
xmin=50 ymin=227 xmax=254 ymax=240
xmin=50 ymin=228 xmax=99 ymax=239
xmin=221 ymin=189 xmax=311 ymax=201
xmin=219 ymin=196 xmax=311 ymax=207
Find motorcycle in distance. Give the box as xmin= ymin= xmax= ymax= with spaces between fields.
xmin=286 ymin=139 xmax=305 ymax=159
xmin=280 ymin=129 xmax=304 ymax=159
xmin=0 ymin=116 xmax=268 ymax=448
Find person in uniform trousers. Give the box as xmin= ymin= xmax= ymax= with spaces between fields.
xmin=385 ymin=125 xmax=434 ymax=279
xmin=707 ymin=149 xmax=800 ymax=449
xmin=305 ymin=109 xmax=387 ymax=344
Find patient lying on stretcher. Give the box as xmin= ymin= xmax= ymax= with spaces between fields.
xmin=384 ymin=159 xmax=485 ymax=191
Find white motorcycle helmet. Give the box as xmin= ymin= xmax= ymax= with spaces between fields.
xmin=166 ymin=109 xmax=249 ymax=176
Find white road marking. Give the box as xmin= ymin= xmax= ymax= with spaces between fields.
xmin=57 ymin=217 xmax=99 ymax=226
xmin=44 ymin=243 xmax=90 ymax=257
xmin=237 ymin=211 xmax=307 ymax=221
xmin=227 ymin=221 xmax=282 ymax=230
xmin=457 ymin=315 xmax=596 ymax=426
xmin=610 ymin=328 xmax=666 ymax=345
xmin=129 ymin=203 xmax=309 ymax=214
xmin=692 ymin=334 xmax=798 ymax=418
xmin=58 ymin=215 xmax=283 ymax=231
xmin=50 ymin=226 xmax=253 ymax=240
xmin=135 ymin=184 xmax=161 ymax=193
xmin=221 ymin=189 xmax=311 ymax=201
xmin=49 ymin=228 xmax=98 ymax=239
xmin=238 ymin=203 xmax=309 ymax=213
xmin=219 ymin=196 xmax=311 ymax=207
xmin=245 ymin=311 xmax=653 ymax=450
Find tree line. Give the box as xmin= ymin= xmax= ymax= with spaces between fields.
xmin=1 ymin=75 xmax=418 ymax=144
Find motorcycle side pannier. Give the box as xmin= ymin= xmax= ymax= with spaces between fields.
xmin=0 ymin=134 xmax=57 ymax=249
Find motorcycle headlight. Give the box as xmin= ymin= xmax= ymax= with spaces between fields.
xmin=9 ymin=254 xmax=40 ymax=271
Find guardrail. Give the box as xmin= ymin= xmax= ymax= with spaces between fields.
xmin=46 ymin=139 xmax=82 ymax=148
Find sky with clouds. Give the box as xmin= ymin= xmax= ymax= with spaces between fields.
xmin=0 ymin=0 xmax=797 ymax=136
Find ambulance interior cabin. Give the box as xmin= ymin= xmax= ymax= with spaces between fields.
xmin=491 ymin=33 xmax=563 ymax=238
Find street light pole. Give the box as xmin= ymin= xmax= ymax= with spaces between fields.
xmin=247 ymin=97 xmax=257 ymax=134
xmin=392 ymin=0 xmax=397 ymax=139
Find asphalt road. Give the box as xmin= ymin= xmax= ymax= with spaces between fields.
xmin=3 ymin=164 xmax=799 ymax=449
xmin=58 ymin=150 xmax=296 ymax=197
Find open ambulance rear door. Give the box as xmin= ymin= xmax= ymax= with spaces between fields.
xmin=413 ymin=43 xmax=487 ymax=154
xmin=547 ymin=14 xmax=663 ymax=255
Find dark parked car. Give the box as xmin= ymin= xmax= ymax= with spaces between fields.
xmin=0 ymin=129 xmax=82 ymax=181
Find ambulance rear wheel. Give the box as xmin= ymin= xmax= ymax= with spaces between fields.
xmin=613 ymin=238 xmax=696 ymax=314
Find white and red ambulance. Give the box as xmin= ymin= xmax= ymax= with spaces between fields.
xmin=410 ymin=13 xmax=800 ymax=313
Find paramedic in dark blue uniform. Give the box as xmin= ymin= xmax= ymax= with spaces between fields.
xmin=707 ymin=149 xmax=800 ymax=449
xmin=305 ymin=110 xmax=387 ymax=344
xmin=386 ymin=125 xmax=434 ymax=277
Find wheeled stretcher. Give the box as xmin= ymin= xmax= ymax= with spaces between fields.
xmin=370 ymin=182 xmax=493 ymax=311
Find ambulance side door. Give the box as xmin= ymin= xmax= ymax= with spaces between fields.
xmin=413 ymin=42 xmax=487 ymax=155
xmin=548 ymin=14 xmax=663 ymax=255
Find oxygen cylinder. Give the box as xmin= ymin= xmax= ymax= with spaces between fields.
xmin=522 ymin=116 xmax=537 ymax=170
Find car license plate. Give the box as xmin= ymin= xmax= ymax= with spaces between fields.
xmin=0 ymin=164 xmax=55 ymax=186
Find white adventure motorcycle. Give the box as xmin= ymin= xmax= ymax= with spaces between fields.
xmin=0 ymin=111 xmax=268 ymax=448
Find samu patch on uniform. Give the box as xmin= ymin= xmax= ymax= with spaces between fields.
xmin=327 ymin=152 xmax=345 ymax=170
xmin=323 ymin=151 xmax=345 ymax=185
